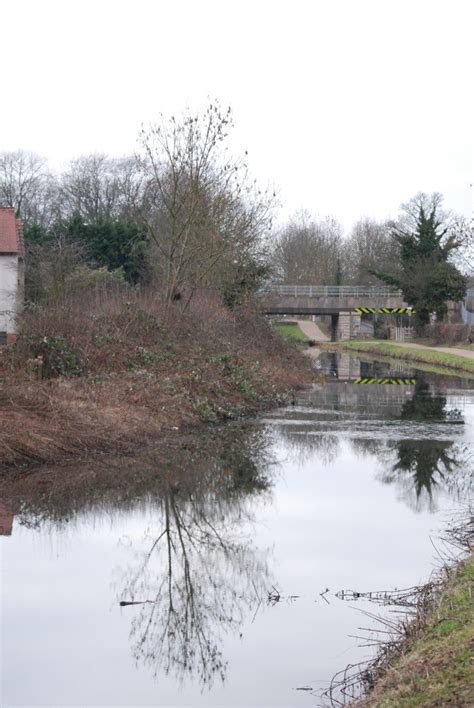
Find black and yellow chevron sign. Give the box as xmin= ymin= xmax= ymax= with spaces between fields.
xmin=354 ymin=307 xmax=416 ymax=314
xmin=354 ymin=378 xmax=416 ymax=385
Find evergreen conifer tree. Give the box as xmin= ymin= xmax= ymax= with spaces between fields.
xmin=371 ymin=194 xmax=466 ymax=326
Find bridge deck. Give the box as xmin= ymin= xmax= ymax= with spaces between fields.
xmin=259 ymin=285 xmax=407 ymax=315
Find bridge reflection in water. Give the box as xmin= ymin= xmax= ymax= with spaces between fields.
xmin=266 ymin=351 xmax=472 ymax=512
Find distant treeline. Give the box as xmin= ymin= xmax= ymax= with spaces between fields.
xmin=1 ymin=103 xmax=472 ymax=310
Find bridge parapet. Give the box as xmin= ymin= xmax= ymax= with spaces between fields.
xmin=259 ymin=284 xmax=407 ymax=316
xmin=262 ymin=285 xmax=402 ymax=299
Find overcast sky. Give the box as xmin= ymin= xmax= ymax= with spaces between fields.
xmin=1 ymin=0 xmax=472 ymax=230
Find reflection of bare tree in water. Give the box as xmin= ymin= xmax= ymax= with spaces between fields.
xmin=116 ymin=428 xmax=274 ymax=688
xmin=276 ymin=427 xmax=340 ymax=466
xmin=350 ymin=438 xmax=386 ymax=459
xmin=6 ymin=422 xmax=274 ymax=687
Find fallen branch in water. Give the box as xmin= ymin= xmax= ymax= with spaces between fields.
xmin=335 ymin=581 xmax=441 ymax=608
xmin=267 ymin=585 xmax=300 ymax=606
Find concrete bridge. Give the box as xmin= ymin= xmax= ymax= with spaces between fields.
xmin=259 ymin=285 xmax=410 ymax=340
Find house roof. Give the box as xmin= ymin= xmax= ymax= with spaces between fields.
xmin=0 ymin=207 xmax=24 ymax=256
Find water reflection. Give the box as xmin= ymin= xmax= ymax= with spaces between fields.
xmin=274 ymin=362 xmax=474 ymax=513
xmin=0 ymin=500 xmax=13 ymax=535
xmin=3 ymin=426 xmax=275 ymax=689
xmin=383 ymin=380 xmax=471 ymax=510
xmin=278 ymin=428 xmax=341 ymax=466
xmin=2 ymin=353 xmax=474 ymax=705
xmin=349 ymin=435 xmax=472 ymax=512
xmin=382 ymin=440 xmax=463 ymax=511
xmin=117 ymin=472 xmax=271 ymax=687
xmin=7 ymin=426 xmax=274 ymax=530
xmin=399 ymin=380 xmax=447 ymax=421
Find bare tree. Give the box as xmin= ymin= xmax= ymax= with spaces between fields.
xmin=344 ymin=217 xmax=397 ymax=284
xmin=59 ymin=153 xmax=139 ymax=221
xmin=272 ymin=211 xmax=344 ymax=284
xmin=396 ymin=191 xmax=453 ymax=233
xmin=0 ymin=150 xmax=52 ymax=224
xmin=452 ymin=215 xmax=474 ymax=276
xmin=136 ymin=103 xmax=274 ymax=308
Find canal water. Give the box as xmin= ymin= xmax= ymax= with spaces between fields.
xmin=1 ymin=353 xmax=473 ymax=707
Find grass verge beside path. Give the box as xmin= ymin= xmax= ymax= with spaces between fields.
xmin=359 ymin=554 xmax=474 ymax=707
xmin=273 ymin=322 xmax=310 ymax=344
xmin=337 ymin=341 xmax=474 ymax=376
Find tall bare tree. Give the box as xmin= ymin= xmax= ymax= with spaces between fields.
xmin=451 ymin=215 xmax=474 ymax=276
xmin=136 ymin=103 xmax=274 ymax=308
xmin=344 ymin=217 xmax=398 ymax=284
xmin=0 ymin=150 xmax=52 ymax=224
xmin=272 ymin=211 xmax=344 ymax=284
xmin=59 ymin=153 xmax=139 ymax=221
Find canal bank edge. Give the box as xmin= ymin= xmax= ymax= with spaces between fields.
xmin=325 ymin=341 xmax=474 ymax=378
xmin=0 ymin=310 xmax=314 ymax=472
xmin=356 ymin=549 xmax=474 ymax=707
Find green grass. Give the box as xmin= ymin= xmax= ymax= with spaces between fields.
xmin=322 ymin=345 xmax=472 ymax=379
xmin=362 ymin=555 xmax=474 ymax=707
xmin=411 ymin=339 xmax=474 ymax=351
xmin=273 ymin=322 xmax=310 ymax=343
xmin=338 ymin=340 xmax=474 ymax=377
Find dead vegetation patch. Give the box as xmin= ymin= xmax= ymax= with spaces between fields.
xmin=0 ymin=289 xmax=313 ymax=471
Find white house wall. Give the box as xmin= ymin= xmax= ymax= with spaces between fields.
xmin=0 ymin=255 xmax=19 ymax=333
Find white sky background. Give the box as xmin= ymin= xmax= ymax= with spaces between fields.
xmin=1 ymin=0 xmax=472 ymax=231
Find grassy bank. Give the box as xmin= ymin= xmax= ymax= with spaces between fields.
xmin=336 ymin=340 xmax=474 ymax=377
xmin=322 ymin=342 xmax=474 ymax=380
xmin=272 ymin=321 xmax=310 ymax=344
xmin=0 ymin=290 xmax=313 ymax=471
xmin=359 ymin=552 xmax=474 ymax=707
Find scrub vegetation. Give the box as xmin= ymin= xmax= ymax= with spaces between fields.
xmin=0 ymin=289 xmax=312 ymax=471
xmin=0 ymin=105 xmax=315 ymax=472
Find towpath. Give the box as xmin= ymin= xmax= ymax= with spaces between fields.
xmin=295 ymin=319 xmax=330 ymax=342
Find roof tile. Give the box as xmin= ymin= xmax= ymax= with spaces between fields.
xmin=0 ymin=208 xmax=23 ymax=255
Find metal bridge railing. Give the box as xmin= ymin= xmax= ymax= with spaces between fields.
xmin=260 ymin=285 xmax=402 ymax=298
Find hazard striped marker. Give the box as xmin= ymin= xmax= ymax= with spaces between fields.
xmin=354 ymin=307 xmax=416 ymax=314
xmin=353 ymin=378 xmax=416 ymax=385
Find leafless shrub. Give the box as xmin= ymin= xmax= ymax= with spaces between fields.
xmin=422 ymin=322 xmax=473 ymax=345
